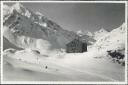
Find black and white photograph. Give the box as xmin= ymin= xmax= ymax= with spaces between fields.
xmin=1 ymin=1 xmax=127 ymax=84
xmin=1 ymin=0 xmax=127 ymax=1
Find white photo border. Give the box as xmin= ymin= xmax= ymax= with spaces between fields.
xmin=1 ymin=1 xmax=127 ymax=84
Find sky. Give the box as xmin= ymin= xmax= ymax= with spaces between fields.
xmin=5 ymin=2 xmax=125 ymax=32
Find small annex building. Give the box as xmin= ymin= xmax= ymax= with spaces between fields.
xmin=66 ymin=38 xmax=87 ymax=53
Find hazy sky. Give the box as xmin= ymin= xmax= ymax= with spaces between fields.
xmin=6 ymin=3 xmax=125 ymax=32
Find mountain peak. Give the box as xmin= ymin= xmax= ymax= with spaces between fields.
xmin=98 ymin=28 xmax=108 ymax=33
xmin=35 ymin=12 xmax=45 ymax=19
xmin=76 ymin=30 xmax=84 ymax=37
xmin=93 ymin=28 xmax=108 ymax=40
xmin=11 ymin=3 xmax=25 ymax=12
xmin=36 ymin=12 xmax=44 ymax=16
xmin=111 ymin=23 xmax=126 ymax=33
xmin=94 ymin=28 xmax=108 ymax=35
xmin=10 ymin=3 xmax=33 ymax=18
xmin=86 ymin=31 xmax=93 ymax=37
xmin=119 ymin=23 xmax=126 ymax=31
xmin=3 ymin=4 xmax=10 ymax=17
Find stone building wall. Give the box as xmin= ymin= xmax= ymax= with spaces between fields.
xmin=66 ymin=39 xmax=87 ymax=53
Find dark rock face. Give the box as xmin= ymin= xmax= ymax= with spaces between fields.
xmin=107 ymin=50 xmax=125 ymax=66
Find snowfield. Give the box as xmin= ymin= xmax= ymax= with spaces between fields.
xmin=2 ymin=3 xmax=126 ymax=82
xmin=3 ymin=48 xmax=125 ymax=81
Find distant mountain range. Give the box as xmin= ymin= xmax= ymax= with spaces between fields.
xmin=3 ymin=3 xmax=126 ymax=55
xmin=3 ymin=3 xmax=79 ymax=54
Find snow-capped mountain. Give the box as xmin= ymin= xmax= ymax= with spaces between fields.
xmin=94 ymin=23 xmax=126 ymax=52
xmin=76 ymin=30 xmax=96 ymax=45
xmin=76 ymin=30 xmax=93 ymax=37
xmin=93 ymin=28 xmax=109 ymax=40
xmin=3 ymin=3 xmax=79 ymax=54
xmin=86 ymin=31 xmax=93 ymax=37
xmin=76 ymin=30 xmax=83 ymax=37
xmin=3 ymin=2 xmax=126 ymax=56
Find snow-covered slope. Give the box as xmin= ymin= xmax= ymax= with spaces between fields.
xmin=93 ymin=28 xmax=109 ymax=40
xmin=3 ymin=3 xmax=78 ymax=55
xmin=94 ymin=23 xmax=126 ymax=51
xmin=3 ymin=44 xmax=125 ymax=81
